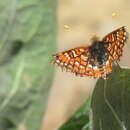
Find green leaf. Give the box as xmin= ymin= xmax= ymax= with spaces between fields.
xmin=0 ymin=0 xmax=57 ymax=130
xmin=91 ymin=66 xmax=130 ymax=130
xmin=59 ymin=98 xmax=91 ymax=130
xmin=59 ymin=66 xmax=130 ymax=130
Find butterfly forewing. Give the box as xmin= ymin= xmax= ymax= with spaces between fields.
xmin=52 ymin=45 xmax=112 ymax=78
xmin=102 ymin=26 xmax=128 ymax=61
xmin=53 ymin=45 xmax=90 ymax=73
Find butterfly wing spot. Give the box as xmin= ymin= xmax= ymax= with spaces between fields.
xmin=81 ymin=54 xmax=88 ymax=61
xmin=106 ymin=60 xmax=109 ymax=65
xmin=75 ymin=57 xmax=81 ymax=63
xmin=80 ymin=60 xmax=87 ymax=66
xmin=111 ymin=34 xmax=115 ymax=42
xmin=114 ymin=45 xmax=117 ymax=50
xmin=79 ymin=65 xmax=84 ymax=69
xmin=70 ymin=59 xmax=75 ymax=65
xmin=52 ymin=55 xmax=60 ymax=65
xmin=93 ymin=66 xmax=98 ymax=70
xmin=110 ymin=49 xmax=114 ymax=55
xmin=119 ymin=43 xmax=124 ymax=48
xmin=79 ymin=65 xmax=86 ymax=73
xmin=89 ymin=63 xmax=93 ymax=68
xmin=75 ymin=61 xmax=80 ymax=67
xmin=59 ymin=55 xmax=67 ymax=63
xmin=72 ymin=50 xmax=78 ymax=57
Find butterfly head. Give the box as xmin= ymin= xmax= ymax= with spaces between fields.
xmin=90 ymin=35 xmax=100 ymax=42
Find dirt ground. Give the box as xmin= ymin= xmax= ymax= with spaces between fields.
xmin=42 ymin=0 xmax=130 ymax=130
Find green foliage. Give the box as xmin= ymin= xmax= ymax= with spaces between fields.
xmin=91 ymin=66 xmax=130 ymax=130
xmin=59 ymin=98 xmax=91 ymax=130
xmin=0 ymin=0 xmax=57 ymax=130
xmin=59 ymin=66 xmax=130 ymax=130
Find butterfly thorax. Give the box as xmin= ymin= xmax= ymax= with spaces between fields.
xmin=90 ymin=41 xmax=108 ymax=67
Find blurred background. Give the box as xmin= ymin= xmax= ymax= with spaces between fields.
xmin=42 ymin=0 xmax=130 ymax=130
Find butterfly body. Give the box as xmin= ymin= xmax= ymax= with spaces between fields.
xmin=91 ymin=41 xmax=108 ymax=67
xmin=52 ymin=26 xmax=128 ymax=79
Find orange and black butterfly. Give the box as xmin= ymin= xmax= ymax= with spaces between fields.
xmin=52 ymin=26 xmax=128 ymax=79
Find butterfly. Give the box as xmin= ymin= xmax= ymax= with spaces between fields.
xmin=52 ymin=26 xmax=128 ymax=79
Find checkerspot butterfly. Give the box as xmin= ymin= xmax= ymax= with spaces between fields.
xmin=52 ymin=26 xmax=128 ymax=79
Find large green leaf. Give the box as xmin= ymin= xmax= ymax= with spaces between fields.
xmin=59 ymin=66 xmax=130 ymax=130
xmin=91 ymin=66 xmax=130 ymax=130
xmin=0 ymin=0 xmax=57 ymax=130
